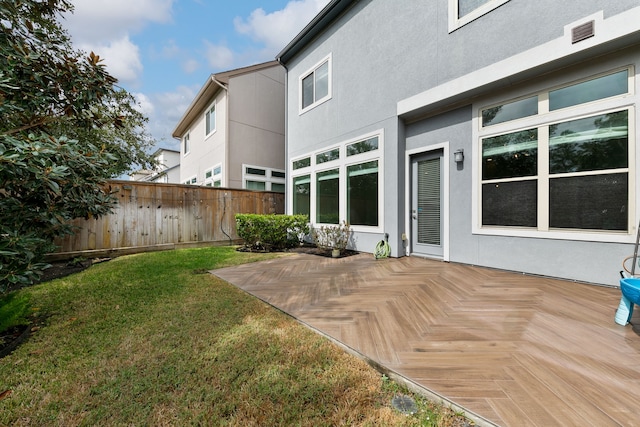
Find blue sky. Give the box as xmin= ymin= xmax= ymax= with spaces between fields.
xmin=63 ymin=0 xmax=329 ymax=152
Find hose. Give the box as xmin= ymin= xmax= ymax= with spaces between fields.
xmin=374 ymin=239 xmax=391 ymax=259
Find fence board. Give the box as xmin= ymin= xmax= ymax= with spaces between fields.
xmin=50 ymin=180 xmax=285 ymax=260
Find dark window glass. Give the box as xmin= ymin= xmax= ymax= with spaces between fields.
xmin=347 ymin=137 xmax=379 ymax=156
xmin=549 ymin=111 xmax=628 ymax=174
xmin=482 ymin=129 xmax=538 ymax=180
xmin=302 ymin=74 xmax=314 ymax=109
xmin=347 ymin=161 xmax=378 ymax=226
xmin=482 ymin=180 xmax=537 ymax=227
xmin=316 ymin=148 xmax=340 ymax=164
xmin=316 ymin=169 xmax=339 ymax=224
xmin=549 ymin=173 xmax=627 ymax=231
xmin=482 ymin=96 xmax=538 ymax=127
xmin=549 ymin=70 xmax=628 ymax=111
xmin=246 ymin=167 xmax=266 ymax=176
xmin=293 ymin=158 xmax=311 ymax=170
xmin=272 ymin=171 xmax=286 ymax=179
xmin=293 ymin=175 xmax=310 ymax=217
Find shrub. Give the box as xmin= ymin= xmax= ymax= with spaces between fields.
xmin=236 ymin=214 xmax=309 ymax=252
xmin=312 ymin=221 xmax=351 ymax=253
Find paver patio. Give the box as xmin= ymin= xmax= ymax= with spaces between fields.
xmin=212 ymin=253 xmax=640 ymax=426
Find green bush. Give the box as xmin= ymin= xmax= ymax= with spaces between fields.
xmin=236 ymin=214 xmax=309 ymax=252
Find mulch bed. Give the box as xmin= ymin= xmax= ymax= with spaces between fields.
xmin=238 ymin=243 xmax=360 ymax=258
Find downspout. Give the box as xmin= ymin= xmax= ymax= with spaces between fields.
xmin=210 ymin=76 xmax=233 ymax=244
xmin=276 ymin=58 xmax=289 ymax=214
xmin=210 ymin=76 xmax=229 ymax=187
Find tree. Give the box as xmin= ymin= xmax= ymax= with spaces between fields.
xmin=0 ymin=0 xmax=156 ymax=290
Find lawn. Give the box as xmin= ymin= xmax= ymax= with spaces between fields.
xmin=0 ymin=246 xmax=470 ymax=426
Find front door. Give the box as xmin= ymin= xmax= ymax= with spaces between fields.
xmin=411 ymin=151 xmax=444 ymax=258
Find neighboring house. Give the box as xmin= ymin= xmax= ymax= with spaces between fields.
xmin=172 ymin=61 xmax=286 ymax=192
xmin=130 ymin=148 xmax=181 ymax=183
xmin=277 ymin=0 xmax=640 ymax=286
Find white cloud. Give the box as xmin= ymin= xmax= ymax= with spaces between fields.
xmin=204 ymin=42 xmax=236 ymax=70
xmin=234 ymin=0 xmax=330 ymax=53
xmin=64 ymin=0 xmax=176 ymax=85
xmin=65 ymin=0 xmax=174 ymax=43
xmin=146 ymin=85 xmax=199 ymax=147
xmin=75 ymin=36 xmax=143 ymax=86
xmin=182 ymin=59 xmax=200 ymax=74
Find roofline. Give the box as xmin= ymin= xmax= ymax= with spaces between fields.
xmin=171 ymin=60 xmax=281 ymax=138
xmin=276 ymin=0 xmax=356 ymax=64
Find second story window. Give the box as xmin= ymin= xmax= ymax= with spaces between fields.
xmin=205 ymin=103 xmax=216 ymax=136
xmin=450 ymin=0 xmax=510 ymax=31
xmin=300 ymin=54 xmax=331 ymax=113
xmin=183 ymin=132 xmax=190 ymax=155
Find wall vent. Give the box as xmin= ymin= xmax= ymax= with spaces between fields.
xmin=572 ymin=21 xmax=595 ymax=44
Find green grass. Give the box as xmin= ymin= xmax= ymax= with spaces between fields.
xmin=0 ymin=246 xmax=471 ymax=426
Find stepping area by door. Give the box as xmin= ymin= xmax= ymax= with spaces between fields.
xmin=212 ymin=253 xmax=640 ymax=427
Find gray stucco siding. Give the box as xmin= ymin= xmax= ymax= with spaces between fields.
xmin=283 ymin=0 xmax=640 ymax=284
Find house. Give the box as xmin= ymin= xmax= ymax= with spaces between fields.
xmin=130 ymin=148 xmax=181 ymax=183
xmin=172 ymin=61 xmax=286 ymax=192
xmin=277 ymin=0 xmax=640 ymax=286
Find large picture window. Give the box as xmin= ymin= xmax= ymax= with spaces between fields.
xmin=300 ymin=55 xmax=331 ymax=113
xmin=290 ymin=132 xmax=383 ymax=230
xmin=478 ymin=68 xmax=632 ymax=235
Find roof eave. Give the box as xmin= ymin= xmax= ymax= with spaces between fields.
xmin=276 ymin=0 xmax=356 ymax=65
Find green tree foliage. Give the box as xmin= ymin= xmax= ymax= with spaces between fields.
xmin=0 ymin=0 xmax=156 ymax=290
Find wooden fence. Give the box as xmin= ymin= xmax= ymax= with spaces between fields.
xmin=48 ymin=180 xmax=285 ymax=261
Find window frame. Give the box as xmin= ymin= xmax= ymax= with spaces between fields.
xmin=184 ymin=175 xmax=197 ymax=186
xmin=205 ymin=102 xmax=216 ymax=138
xmin=448 ymin=0 xmax=510 ymax=32
xmin=289 ymin=130 xmax=384 ymax=233
xmin=182 ymin=132 xmax=190 ymax=156
xmin=204 ymin=164 xmax=222 ymax=187
xmin=298 ymin=54 xmax=332 ymax=115
xmin=242 ymin=164 xmax=286 ymax=192
xmin=473 ymin=66 xmax=636 ymax=243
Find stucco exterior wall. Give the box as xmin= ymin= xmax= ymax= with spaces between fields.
xmin=284 ymin=0 xmax=640 ymax=285
xmin=227 ymin=65 xmax=286 ymax=189
xmin=179 ymin=89 xmax=227 ymax=185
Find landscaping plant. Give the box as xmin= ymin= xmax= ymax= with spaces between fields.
xmin=0 ymin=0 xmax=155 ymax=290
xmin=236 ymin=214 xmax=309 ymax=251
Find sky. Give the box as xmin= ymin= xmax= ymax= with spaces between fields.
xmin=62 ymin=0 xmax=330 ymax=153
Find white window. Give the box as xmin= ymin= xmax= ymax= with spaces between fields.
xmin=475 ymin=67 xmax=634 ymax=240
xmin=184 ymin=175 xmax=197 ymax=185
xmin=449 ymin=0 xmax=510 ymax=32
xmin=205 ymin=103 xmax=216 ymax=136
xmin=182 ymin=132 xmax=190 ymax=155
xmin=299 ymin=54 xmax=332 ymax=114
xmin=204 ymin=164 xmax=222 ymax=187
xmin=290 ymin=130 xmax=383 ymax=231
xmin=243 ymin=165 xmax=286 ymax=193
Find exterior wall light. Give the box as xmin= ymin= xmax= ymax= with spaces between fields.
xmin=454 ymin=149 xmax=464 ymax=163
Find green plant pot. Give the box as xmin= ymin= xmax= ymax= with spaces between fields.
xmin=332 ymin=249 xmax=340 ymax=258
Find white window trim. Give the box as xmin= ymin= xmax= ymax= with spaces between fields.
xmin=448 ymin=0 xmax=510 ymax=32
xmin=404 ymin=143 xmax=451 ymax=261
xmin=242 ymin=164 xmax=286 ymax=192
xmin=205 ymin=101 xmax=216 ymax=139
xmin=471 ymin=66 xmax=637 ymax=244
xmin=182 ymin=132 xmax=191 ymax=156
xmin=204 ymin=163 xmax=222 ymax=187
xmin=289 ymin=129 xmax=384 ymax=233
xmin=184 ymin=175 xmax=197 ymax=186
xmin=299 ymin=53 xmax=332 ymax=115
